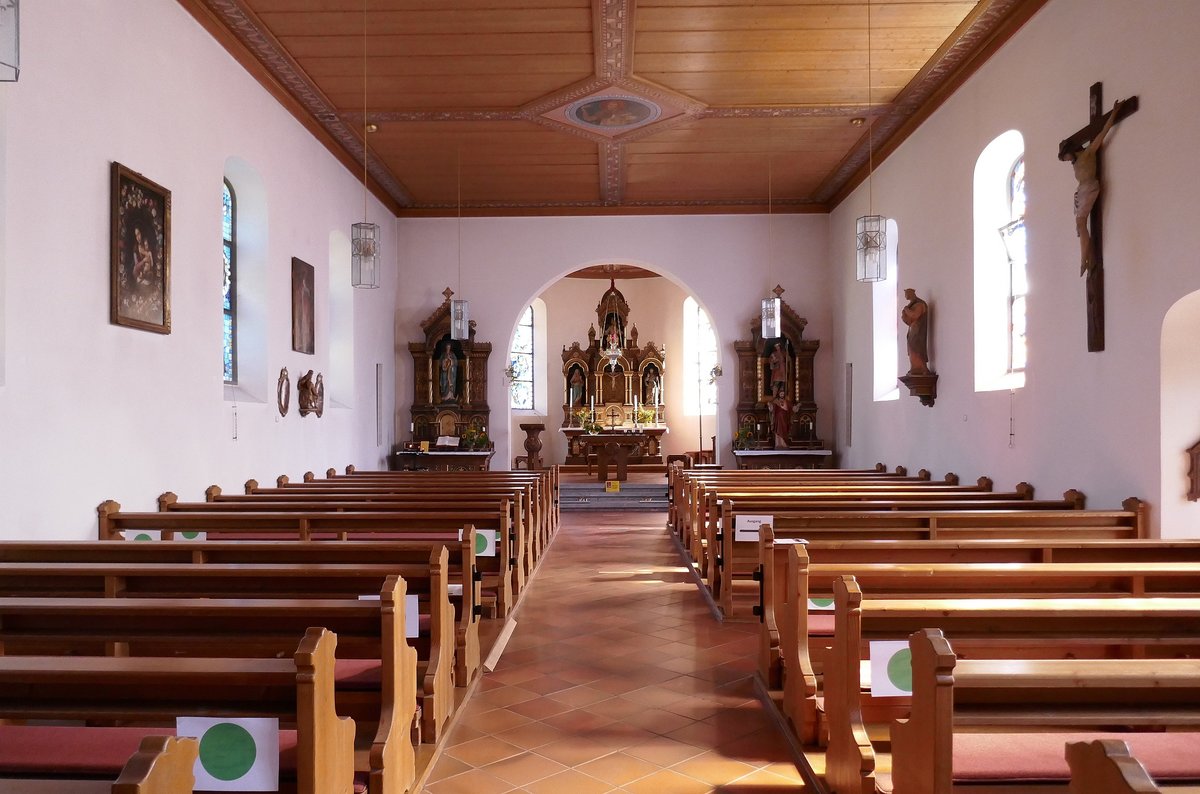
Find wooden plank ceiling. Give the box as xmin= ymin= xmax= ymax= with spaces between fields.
xmin=182 ymin=0 xmax=1046 ymax=215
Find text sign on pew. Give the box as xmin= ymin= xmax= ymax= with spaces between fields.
xmin=869 ymin=641 xmax=913 ymax=697
xmin=177 ymin=717 xmax=279 ymax=791
xmin=734 ymin=514 xmax=774 ymax=543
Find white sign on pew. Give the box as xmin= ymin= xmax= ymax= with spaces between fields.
xmin=122 ymin=530 xmax=207 ymax=541
xmin=177 ymin=717 xmax=279 ymax=791
xmin=869 ymin=640 xmax=913 ymax=697
xmin=406 ymin=593 xmax=420 ymax=639
xmin=458 ymin=528 xmax=498 ymax=557
xmin=734 ymin=514 xmax=773 ymax=543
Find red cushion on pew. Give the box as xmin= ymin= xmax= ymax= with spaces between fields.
xmin=953 ymin=731 xmax=1200 ymax=782
xmin=808 ymin=613 xmax=835 ymax=635
xmin=336 ymin=658 xmax=383 ymax=688
xmin=0 ymin=725 xmax=301 ymax=775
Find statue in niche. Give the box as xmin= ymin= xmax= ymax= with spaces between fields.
xmin=766 ymin=384 xmax=797 ymax=449
xmin=643 ymin=366 xmax=661 ymax=404
xmin=568 ymin=366 xmax=585 ymax=407
xmin=767 ymin=341 xmax=788 ymax=394
xmin=603 ymin=314 xmax=623 ymax=350
xmin=901 ymin=288 xmax=930 ymax=376
xmin=438 ymin=343 xmax=458 ymax=402
xmin=297 ymin=370 xmax=325 ymax=418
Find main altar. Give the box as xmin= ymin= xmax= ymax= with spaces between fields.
xmin=560 ymin=279 xmax=667 ymax=466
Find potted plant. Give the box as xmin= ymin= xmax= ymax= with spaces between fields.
xmin=636 ymin=406 xmax=655 ymax=426
xmin=733 ymin=426 xmax=755 ymax=450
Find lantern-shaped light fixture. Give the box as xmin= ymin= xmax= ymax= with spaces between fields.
xmin=0 ymin=1 xmax=18 ymax=82
xmin=450 ymin=298 xmax=470 ymax=341
xmin=351 ymin=222 xmax=380 ymax=288
xmin=761 ymin=295 xmax=782 ymax=339
xmin=856 ymin=215 xmax=887 ymax=282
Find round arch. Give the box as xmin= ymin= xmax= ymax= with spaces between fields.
xmin=1160 ymin=288 xmax=1200 ymax=536
xmin=501 ymin=259 xmax=725 ymax=469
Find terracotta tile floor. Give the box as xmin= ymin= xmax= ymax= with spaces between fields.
xmin=422 ymin=511 xmax=810 ymax=793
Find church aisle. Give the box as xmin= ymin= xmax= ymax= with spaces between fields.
xmin=422 ymin=511 xmax=809 ymax=793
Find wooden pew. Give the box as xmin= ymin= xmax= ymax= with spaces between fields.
xmin=0 ymin=576 xmax=425 ymax=790
xmin=891 ymin=629 xmax=1200 ymax=794
xmin=0 ymin=557 xmax=456 ymax=746
xmin=717 ymin=494 xmax=1129 ymax=615
xmin=1066 ymin=740 xmax=1178 ymax=794
xmin=0 ymin=538 xmax=480 ymax=674
xmin=246 ymin=477 xmax=543 ymax=579
xmin=822 ymin=581 xmax=1200 ymax=794
xmin=762 ymin=534 xmax=1200 ymax=708
xmin=97 ymin=502 xmax=518 ymax=618
xmin=0 ymin=627 xmax=356 ymax=794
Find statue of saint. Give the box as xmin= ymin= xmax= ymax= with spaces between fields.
xmin=767 ymin=343 xmax=787 ymax=393
xmin=766 ymin=385 xmax=796 ymax=449
xmin=439 ymin=345 xmax=458 ymax=402
xmin=643 ymin=367 xmax=660 ymax=404
xmin=568 ymin=368 xmax=585 ymax=407
xmin=901 ymin=288 xmax=930 ymax=376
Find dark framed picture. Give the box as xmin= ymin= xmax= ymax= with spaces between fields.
xmin=110 ymin=162 xmax=171 ymax=333
xmin=291 ymin=257 xmax=315 ymax=354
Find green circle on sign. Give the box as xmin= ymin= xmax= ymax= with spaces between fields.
xmin=199 ymin=722 xmax=257 ymax=781
xmin=474 ymin=532 xmax=488 ymax=555
xmin=133 ymin=533 xmax=154 ymax=542
xmin=810 ymin=597 xmax=834 ymax=608
xmin=181 ymin=531 xmax=201 ymax=540
xmin=887 ymin=648 xmax=913 ymax=692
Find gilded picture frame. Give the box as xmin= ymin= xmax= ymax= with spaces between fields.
xmin=110 ymin=162 xmax=171 ymax=333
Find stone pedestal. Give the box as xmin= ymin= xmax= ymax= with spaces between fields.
xmin=519 ymin=423 xmax=546 ymax=470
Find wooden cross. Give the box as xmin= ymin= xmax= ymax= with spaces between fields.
xmin=606 ymin=405 xmax=621 ymax=428
xmin=1059 ymin=83 xmax=1138 ymax=352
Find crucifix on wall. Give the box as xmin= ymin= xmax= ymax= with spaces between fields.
xmin=1058 ymin=82 xmax=1138 ymax=352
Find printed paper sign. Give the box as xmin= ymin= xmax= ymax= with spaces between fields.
xmin=605 ymin=480 xmax=620 ymax=493
xmin=123 ymin=530 xmax=161 ymax=541
xmin=175 ymin=530 xmax=207 ymax=542
xmin=405 ymin=593 xmax=420 ymax=639
xmin=869 ymin=641 xmax=913 ymax=697
xmin=458 ymin=528 xmax=498 ymax=557
xmin=808 ymin=597 xmax=835 ymax=611
xmin=177 ymin=717 xmax=279 ymax=791
xmin=734 ymin=514 xmax=773 ymax=543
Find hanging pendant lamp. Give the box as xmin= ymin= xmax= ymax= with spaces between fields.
xmin=855 ymin=0 xmax=887 ymax=283
xmin=450 ymin=150 xmax=470 ymax=340
xmin=351 ymin=2 xmax=379 ymax=288
xmin=761 ymin=151 xmax=783 ymax=338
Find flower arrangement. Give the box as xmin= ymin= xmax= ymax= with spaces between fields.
xmin=733 ymin=426 xmax=756 ymax=450
xmin=573 ymin=408 xmax=602 ymax=434
xmin=636 ymin=406 xmax=656 ymax=425
xmin=460 ymin=427 xmax=491 ymax=450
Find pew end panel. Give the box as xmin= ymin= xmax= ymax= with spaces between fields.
xmin=294 ymin=626 xmax=358 ymax=794
xmin=111 ymin=735 xmax=198 ymax=794
xmin=370 ymin=575 xmax=418 ymax=794
xmin=889 ymin=628 xmax=956 ymax=794
xmin=1066 ymin=740 xmax=1162 ymax=794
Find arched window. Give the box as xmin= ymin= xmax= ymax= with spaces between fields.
xmin=973 ymin=130 xmax=1026 ymax=391
xmin=871 ymin=218 xmax=900 ymax=401
xmin=509 ymin=304 xmax=534 ymax=410
xmin=683 ymin=297 xmax=717 ymax=415
xmin=222 ymin=179 xmax=237 ymax=384
xmin=998 ymin=157 xmax=1027 ymax=373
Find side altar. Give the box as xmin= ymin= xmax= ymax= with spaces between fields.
xmin=560 ymin=279 xmax=666 ymax=466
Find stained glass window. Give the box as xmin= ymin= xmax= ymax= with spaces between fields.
xmin=509 ymin=305 xmax=534 ymax=410
xmin=998 ymin=156 xmax=1027 ymax=373
xmin=223 ymin=180 xmax=237 ymax=384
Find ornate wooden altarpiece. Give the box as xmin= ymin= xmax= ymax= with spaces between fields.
xmin=408 ymin=288 xmax=492 ymax=443
xmin=734 ymin=287 xmax=823 ymax=449
xmin=560 ymin=280 xmax=667 ymax=465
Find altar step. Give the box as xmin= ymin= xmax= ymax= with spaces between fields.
xmin=560 ymin=483 xmax=669 ymax=512
xmin=557 ymin=464 xmax=667 ymax=475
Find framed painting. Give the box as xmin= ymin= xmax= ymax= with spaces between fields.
xmin=110 ymin=162 xmax=171 ymax=333
xmin=291 ymin=257 xmax=314 ymax=354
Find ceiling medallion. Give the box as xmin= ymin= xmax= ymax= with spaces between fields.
xmin=566 ymin=95 xmax=660 ymax=131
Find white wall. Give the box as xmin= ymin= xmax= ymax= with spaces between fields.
xmin=395 ymin=213 xmax=833 ymax=468
xmin=0 ymin=0 xmax=396 ymax=538
xmin=829 ymin=0 xmax=1200 ymax=533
